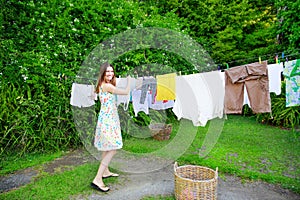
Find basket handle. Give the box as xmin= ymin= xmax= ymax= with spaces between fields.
xmin=215 ymin=167 xmax=218 ymax=179
xmin=165 ymin=124 xmax=172 ymax=129
xmin=174 ymin=162 xmax=178 ymax=172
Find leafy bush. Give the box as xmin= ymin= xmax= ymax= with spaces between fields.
xmin=0 ymin=0 xmax=187 ymax=155
xmin=256 ymin=81 xmax=299 ymax=130
xmin=0 ymin=80 xmax=79 ymax=156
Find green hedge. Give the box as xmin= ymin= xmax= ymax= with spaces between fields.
xmin=256 ymin=81 xmax=299 ymax=130
xmin=0 ymin=0 xmax=187 ymax=155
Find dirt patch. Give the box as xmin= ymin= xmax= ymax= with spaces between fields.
xmin=42 ymin=149 xmax=95 ymax=174
xmin=1 ymin=148 xmax=299 ymax=200
xmin=0 ymin=149 xmax=96 ymax=193
xmin=0 ymin=168 xmax=38 ymax=193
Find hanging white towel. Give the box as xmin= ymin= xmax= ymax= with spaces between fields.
xmin=116 ymin=78 xmax=131 ymax=110
xmin=173 ymin=71 xmax=224 ymax=127
xmin=149 ymin=98 xmax=174 ymax=110
xmin=132 ymin=89 xmax=149 ymax=117
xmin=70 ymin=83 xmax=96 ymax=107
xmin=268 ymin=63 xmax=283 ymax=95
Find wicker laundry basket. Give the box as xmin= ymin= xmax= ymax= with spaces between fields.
xmin=149 ymin=123 xmax=172 ymax=141
xmin=174 ymin=162 xmax=218 ymax=200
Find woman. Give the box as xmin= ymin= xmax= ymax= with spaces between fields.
xmin=91 ymin=62 xmax=131 ymax=192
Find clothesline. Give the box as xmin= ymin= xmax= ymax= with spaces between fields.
xmin=71 ymin=73 xmax=180 ymax=82
xmin=214 ymin=49 xmax=300 ymax=68
xmin=70 ymin=60 xmax=299 ymax=127
xmin=66 ymin=53 xmax=299 ymax=82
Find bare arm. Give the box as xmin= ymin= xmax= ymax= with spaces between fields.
xmin=103 ymin=76 xmax=131 ymax=95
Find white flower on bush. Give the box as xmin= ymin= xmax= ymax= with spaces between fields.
xmin=22 ymin=74 xmax=28 ymax=81
xmin=104 ymin=27 xmax=111 ymax=31
xmin=72 ymin=28 xmax=77 ymax=32
xmin=74 ymin=18 xmax=79 ymax=23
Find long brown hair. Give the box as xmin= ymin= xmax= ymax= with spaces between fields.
xmin=95 ymin=62 xmax=116 ymax=93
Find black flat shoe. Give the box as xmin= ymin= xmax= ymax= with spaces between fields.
xmin=90 ymin=182 xmax=110 ymax=192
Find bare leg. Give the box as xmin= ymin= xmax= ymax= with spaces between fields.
xmin=101 ymin=151 xmax=119 ymax=176
xmin=102 ymin=151 xmax=108 ymax=158
xmin=101 ymin=151 xmax=111 ymax=175
xmin=93 ymin=150 xmax=116 ymax=188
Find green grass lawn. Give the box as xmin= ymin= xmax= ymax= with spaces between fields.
xmin=0 ymin=151 xmax=64 ymax=176
xmin=123 ymin=115 xmax=299 ymax=192
xmin=0 ymin=115 xmax=299 ymax=199
xmin=0 ymin=162 xmax=118 ymax=200
xmin=185 ymin=115 xmax=300 ymax=191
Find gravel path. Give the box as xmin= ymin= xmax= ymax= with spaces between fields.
xmin=82 ymin=164 xmax=299 ymax=200
xmin=1 ymin=149 xmax=299 ymax=200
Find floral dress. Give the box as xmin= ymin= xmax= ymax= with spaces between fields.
xmin=94 ymin=87 xmax=123 ymax=151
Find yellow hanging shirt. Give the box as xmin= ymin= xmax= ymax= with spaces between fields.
xmin=156 ymin=73 xmax=176 ymax=101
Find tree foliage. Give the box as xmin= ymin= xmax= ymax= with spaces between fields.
xmin=275 ymin=0 xmax=300 ymax=51
xmin=143 ymin=0 xmax=282 ymax=66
